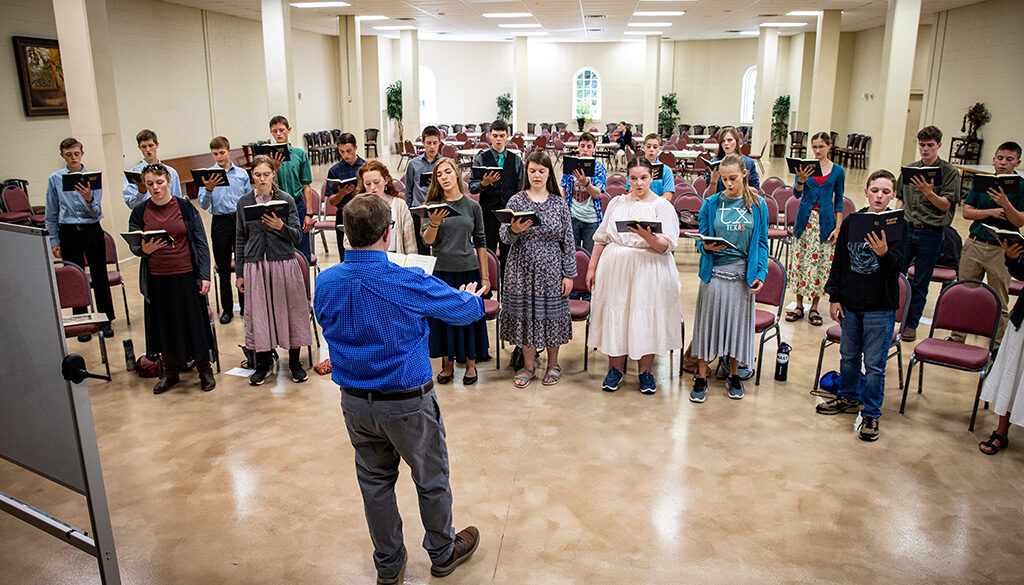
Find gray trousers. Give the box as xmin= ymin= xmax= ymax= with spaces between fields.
xmin=341 ymin=389 xmax=456 ymax=575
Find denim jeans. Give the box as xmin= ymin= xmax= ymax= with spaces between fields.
xmin=294 ymin=197 xmax=312 ymax=263
xmin=572 ymin=218 xmax=599 ymax=254
xmin=838 ymin=309 xmax=896 ymax=419
xmin=901 ymin=226 xmax=945 ymax=329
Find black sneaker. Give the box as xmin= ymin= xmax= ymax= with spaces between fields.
xmin=727 ymin=374 xmax=744 ymax=399
xmin=858 ymin=416 xmax=880 ymax=441
xmin=100 ymin=325 xmax=114 ymax=338
xmin=290 ymin=361 xmax=308 ymax=383
xmin=250 ymin=355 xmax=270 ymax=386
xmin=689 ymin=377 xmax=708 ymax=403
xmin=816 ymin=395 xmax=862 ymax=415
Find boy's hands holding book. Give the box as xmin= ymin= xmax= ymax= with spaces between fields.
xmin=908 ymin=175 xmax=936 ymax=196
xmin=480 ymin=171 xmax=501 ymax=187
xmin=1000 ymin=238 xmax=1024 ymax=260
xmin=866 ymin=230 xmax=888 ymax=256
xmin=202 ymin=174 xmax=225 ymax=191
xmin=830 ymin=302 xmax=845 ymax=323
xmin=74 ymin=181 xmax=93 ymax=202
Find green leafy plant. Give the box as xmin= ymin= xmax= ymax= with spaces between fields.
xmin=658 ymin=93 xmax=680 ymax=136
xmin=965 ymin=102 xmax=991 ymax=137
xmin=575 ymin=102 xmax=592 ymax=121
xmin=496 ymin=93 xmax=513 ymax=121
xmin=386 ymin=80 xmax=403 ymax=146
xmin=771 ymin=94 xmax=791 ymax=144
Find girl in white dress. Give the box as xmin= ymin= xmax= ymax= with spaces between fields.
xmin=587 ymin=157 xmax=682 ymax=395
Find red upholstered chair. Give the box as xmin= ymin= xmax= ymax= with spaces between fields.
xmin=54 ymin=260 xmax=110 ymax=380
xmin=441 ymin=143 xmax=457 ymax=159
xmin=773 ymin=186 xmax=795 ymax=225
xmin=842 ymin=196 xmax=856 ymax=218
xmin=102 ymin=231 xmax=130 ymax=325
xmin=812 ymin=274 xmax=911 ymax=394
xmin=456 ymin=132 xmax=468 ymax=142
xmin=294 ymin=251 xmax=320 ymax=367
xmin=599 ymin=194 xmax=611 ymax=215
xmin=398 ymin=140 xmax=416 ymax=171
xmin=907 ymin=264 xmax=958 ymax=285
xmin=675 ymin=183 xmax=697 ymax=199
xmin=313 ymin=185 xmax=338 ymax=256
xmin=1011 ymin=279 xmax=1023 ymax=296
xmin=569 ymin=249 xmax=593 ymax=370
xmin=748 ymin=141 xmax=767 ymax=174
xmin=484 ymin=248 xmax=502 ymax=369
xmin=763 ymin=197 xmax=790 ymax=261
xmin=606 ymin=183 xmax=627 ymax=198
xmin=674 ymin=195 xmax=702 ymax=238
xmin=658 ymin=151 xmax=676 ymax=172
xmin=761 ymin=177 xmax=785 ymax=198
xmin=2 ymin=185 xmax=44 ymax=226
xmin=900 ymin=280 xmax=1000 ymax=430
xmin=754 ymin=257 xmax=787 ymax=385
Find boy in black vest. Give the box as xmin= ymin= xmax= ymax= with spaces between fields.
xmin=469 ymin=119 xmax=524 ymax=262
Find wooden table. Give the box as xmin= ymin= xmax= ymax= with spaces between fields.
xmin=953 ymin=164 xmax=1024 ymax=176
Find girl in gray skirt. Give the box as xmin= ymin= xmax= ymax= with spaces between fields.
xmin=689 ymin=154 xmax=769 ymax=402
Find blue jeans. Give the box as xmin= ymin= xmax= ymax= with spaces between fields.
xmin=572 ymin=218 xmax=598 ymax=254
xmin=901 ymin=226 xmax=944 ymax=329
xmin=294 ymin=197 xmax=312 ymax=263
xmin=838 ymin=309 xmax=896 ymax=419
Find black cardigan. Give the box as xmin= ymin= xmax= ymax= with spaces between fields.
xmin=128 ymin=197 xmax=211 ymax=300
xmin=1007 ymin=255 xmax=1024 ymax=329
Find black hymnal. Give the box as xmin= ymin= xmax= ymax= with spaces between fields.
xmin=492 ymin=209 xmax=541 ymax=226
xmin=704 ymin=157 xmax=722 ymax=171
xmin=972 ymin=173 xmax=1022 ymax=194
xmin=327 ymin=177 xmax=358 ymax=190
xmin=845 ymin=209 xmax=905 ymax=243
xmin=900 ymin=165 xmax=941 ymax=185
xmin=419 ymin=172 xmax=433 ymax=188
xmin=254 ymin=143 xmax=292 ymax=162
xmin=651 ymin=164 xmax=664 ymax=181
xmin=190 ymin=167 xmax=229 ymax=187
xmin=124 ymin=170 xmax=143 ymax=185
xmin=615 ymin=220 xmax=663 ymax=234
xmin=563 ymin=156 xmax=596 ymax=177
xmin=681 ymin=232 xmax=739 ymax=250
xmin=410 ymin=203 xmax=463 ymax=219
xmin=121 ymin=230 xmax=172 ymax=247
xmin=471 ymin=166 xmax=503 ymax=181
xmin=62 ymin=172 xmax=102 ymax=192
xmin=243 ymin=200 xmax=290 ymax=222
xmin=786 ymin=158 xmax=823 ymax=177
xmin=981 ymin=225 xmax=1024 ymax=247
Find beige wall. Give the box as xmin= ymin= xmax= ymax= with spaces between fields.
xmin=293 ymin=29 xmax=340 ymax=135
xmin=419 ymin=40 xmax=512 ymax=128
xmin=669 ymin=38 xmax=758 ymax=128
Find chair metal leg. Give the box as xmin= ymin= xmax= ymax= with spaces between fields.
xmin=584 ymin=317 xmax=590 ymax=371
xmin=319 ymin=230 xmax=328 ymax=255
xmin=214 ymin=269 xmax=222 ymax=314
xmin=969 ymin=373 xmax=987 ymax=432
xmin=900 ymin=356 xmax=916 ymax=414
xmin=494 ymin=319 xmax=500 ymax=370
xmin=813 ymin=336 xmax=828 ymax=392
xmin=121 ymin=283 xmax=131 ymax=325
xmin=917 ymin=360 xmax=924 ymax=394
xmin=894 ymin=342 xmax=904 ymax=391
xmin=98 ymin=334 xmax=111 ymax=381
xmin=308 ymin=344 xmax=313 ymax=369
xmin=755 ymin=330 xmax=767 ymax=385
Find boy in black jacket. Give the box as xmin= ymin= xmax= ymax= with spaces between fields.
xmin=817 ymin=170 xmax=906 ymax=442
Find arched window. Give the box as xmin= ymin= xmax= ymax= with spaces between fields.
xmin=419 ymin=65 xmax=437 ymax=125
xmin=740 ymin=65 xmax=757 ymax=124
xmin=572 ymin=67 xmax=601 ymax=120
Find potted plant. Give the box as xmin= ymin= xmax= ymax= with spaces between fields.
xmin=771 ymin=94 xmax=791 ymax=158
xmin=575 ymin=102 xmax=592 ymax=132
xmin=386 ymin=80 xmax=403 ymax=153
xmin=658 ymin=93 xmax=680 ymax=137
xmin=963 ymin=102 xmax=991 ymax=138
xmin=496 ymin=93 xmax=513 ymax=125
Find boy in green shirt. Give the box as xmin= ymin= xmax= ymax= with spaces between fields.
xmin=269 ymin=115 xmax=314 ymax=262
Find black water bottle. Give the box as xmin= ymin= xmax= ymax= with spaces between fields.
xmin=123 ymin=339 xmax=136 ymax=372
xmin=774 ymin=342 xmax=791 ymax=381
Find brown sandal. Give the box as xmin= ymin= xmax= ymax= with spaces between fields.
xmin=979 ymin=431 xmax=1009 ymax=455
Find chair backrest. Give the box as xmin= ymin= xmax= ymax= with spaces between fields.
xmin=441 ymin=144 xmax=457 ymax=159
xmin=456 ymin=131 xmax=468 ymax=142
xmin=783 ymin=194 xmax=801 ymax=227
xmin=897 ymin=273 xmax=910 ymax=326
xmin=2 ymin=186 xmax=31 ymax=214
xmin=308 ymin=189 xmax=322 ymax=217
xmin=53 ymin=261 xmax=93 ymax=311
xmin=658 ymin=151 xmax=676 ymax=169
xmin=763 ymin=196 xmax=780 ymax=226
xmin=511 ymin=136 xmax=525 ymax=150
xmin=930 ymin=280 xmax=1001 ymax=340
xmin=572 ymin=249 xmax=590 ymax=293
xmin=755 ymin=257 xmax=787 ymax=309
xmin=675 ymin=184 xmax=697 ymax=198
xmin=323 ymin=188 xmax=338 ymax=216
xmin=692 ymin=177 xmax=707 ymax=196
xmin=293 ymin=251 xmax=311 ymax=298
xmin=599 ymin=193 xmax=611 ymax=214
xmin=674 ymin=194 xmax=702 ymax=213
xmin=606 ymin=183 xmax=627 ymax=197
xmin=365 ymin=128 xmax=379 ymax=142
xmin=486 ymin=248 xmax=501 ymax=296
xmin=404 ymin=140 xmax=415 ymax=155
xmin=533 ymin=134 xmax=547 ymax=149
xmin=466 ymin=123 xmax=477 ymax=131
xmin=102 ymin=231 xmax=118 ymax=266
xmin=761 ymin=177 xmax=785 ymax=196
xmin=607 ymin=174 xmax=627 ymax=184
xmin=740 ymin=142 xmax=751 ymax=156
xmin=842 ymin=196 xmax=856 ymax=218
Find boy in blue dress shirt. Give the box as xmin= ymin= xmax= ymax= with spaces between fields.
xmin=323 ymin=132 xmax=364 ymax=261
xmin=560 ymin=131 xmax=607 ymax=254
xmin=198 ymin=136 xmax=251 ymax=323
xmin=123 ymin=129 xmax=182 ymax=208
xmin=45 ymin=137 xmax=115 ymax=339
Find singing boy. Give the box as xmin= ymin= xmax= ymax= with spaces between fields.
xmin=323 ymin=132 xmax=364 ymax=261
xmin=268 ymin=115 xmax=314 ymax=262
xmin=469 ymin=119 xmax=523 ymax=260
xmin=123 ymin=129 xmax=182 ymax=208
xmin=405 ymin=125 xmax=443 ymax=255
xmin=560 ymin=132 xmax=606 ymax=253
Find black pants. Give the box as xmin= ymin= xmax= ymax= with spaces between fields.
xmin=58 ymin=222 xmax=114 ymax=320
xmin=411 ymin=214 xmax=431 ymax=256
xmin=335 ymin=225 xmax=346 ymax=262
xmin=211 ymin=213 xmax=243 ymax=315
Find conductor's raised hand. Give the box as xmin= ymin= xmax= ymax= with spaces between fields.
xmin=509 ymin=217 xmax=533 ymax=233
xmin=141 ymin=237 xmax=167 ymax=255
xmin=202 ymin=174 xmax=225 ymax=191
xmin=999 ymin=238 xmax=1024 ymax=260
xmin=749 ymin=279 xmax=764 ymax=295
xmin=199 ymin=280 xmax=211 ymax=296
xmin=561 ymin=277 xmax=573 ymax=297
xmin=866 ymin=230 xmax=888 ymax=256
xmin=262 ymin=211 xmax=284 ymax=231
xmin=481 ymin=171 xmax=501 ymax=187
xmin=459 ymin=281 xmax=485 ymax=297
xmin=426 ymin=208 xmax=450 ymax=225
xmin=830 ymin=302 xmax=845 ymax=323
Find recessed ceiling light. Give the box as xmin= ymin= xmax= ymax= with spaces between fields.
xmin=628 ymin=22 xmax=673 ymax=28
xmin=759 ymin=22 xmax=807 ymax=27
xmin=396 ymin=17 xmax=417 ymax=21
xmin=585 ymin=14 xmax=606 ymax=19
xmin=356 ymin=15 xmax=388 ymax=21
xmin=633 ymin=11 xmax=685 ymax=17
xmin=738 ymin=31 xmax=760 ymax=36
xmin=586 ymin=28 xmax=605 ymax=32
xmin=624 ymin=31 xmax=663 ymax=35
xmin=483 ymin=13 xmax=532 ymax=18
xmin=498 ymin=23 xmax=542 ymax=29
xmin=289 ymin=1 xmax=350 ymax=7
xmin=510 ymin=31 xmax=548 ymax=36
xmin=787 ymin=11 xmax=822 ymax=16
xmin=374 ymin=25 xmax=416 ymax=30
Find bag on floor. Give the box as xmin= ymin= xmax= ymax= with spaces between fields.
xmin=135 ymin=355 xmax=159 ymax=378
xmin=678 ymin=209 xmax=699 ymax=229
xmin=509 ymin=346 xmax=525 ymax=371
xmin=818 ymin=371 xmax=866 ymax=396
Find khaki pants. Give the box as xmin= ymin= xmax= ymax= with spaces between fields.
xmin=951 ymin=237 xmax=1011 ymax=345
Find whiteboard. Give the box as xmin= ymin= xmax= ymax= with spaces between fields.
xmin=0 ymin=224 xmax=85 ymax=493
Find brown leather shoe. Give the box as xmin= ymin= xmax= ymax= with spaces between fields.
xmin=430 ymin=526 xmax=479 ymax=578
xmin=153 ymin=356 xmax=179 ymax=395
xmin=197 ymin=360 xmax=216 ymax=392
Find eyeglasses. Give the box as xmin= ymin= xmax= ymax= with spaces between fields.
xmin=389 ymin=220 xmax=396 ymax=227
xmin=143 ymin=163 xmax=167 ymax=173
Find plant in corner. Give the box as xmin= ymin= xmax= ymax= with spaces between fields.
xmin=386 ymin=80 xmax=403 ymax=153
xmin=963 ymin=102 xmax=991 ymax=138
xmin=575 ymin=102 xmax=592 ymax=132
xmin=771 ymin=94 xmax=791 ymax=158
xmin=496 ymin=93 xmax=513 ymax=123
xmin=658 ymin=93 xmax=680 ymax=137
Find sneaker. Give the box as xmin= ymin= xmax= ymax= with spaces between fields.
xmin=689 ymin=377 xmax=708 ymax=403
xmin=901 ymin=327 xmax=917 ymax=342
xmin=430 ymin=526 xmax=480 ymax=578
xmin=737 ymin=361 xmax=754 ymax=381
xmin=716 ymin=358 xmax=755 ymax=381
xmin=858 ymin=416 xmax=880 ymax=441
xmin=727 ymin=374 xmax=744 ymax=399
xmin=638 ymin=372 xmax=656 ymax=395
xmin=219 ymin=311 xmax=233 ymax=325
xmin=602 ymin=367 xmax=623 ymax=392
xmin=100 ymin=325 xmax=114 ymax=338
xmin=816 ymin=395 xmax=862 ymax=415
xmin=290 ymin=361 xmax=308 ymax=383
xmin=376 ymin=546 xmax=407 ymax=585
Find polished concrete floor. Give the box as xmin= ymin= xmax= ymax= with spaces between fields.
xmin=3 ymin=157 xmax=1023 ymax=584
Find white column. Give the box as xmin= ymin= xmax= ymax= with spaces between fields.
xmin=642 ymin=35 xmax=661 ymax=136
xmin=753 ymin=27 xmax=779 ymax=153
xmin=337 ymin=15 xmax=364 ymax=139
xmin=399 ymin=29 xmax=420 ymax=145
xmin=52 ymin=0 xmax=130 ymax=256
xmin=807 ymin=10 xmax=842 ymax=133
xmin=875 ymin=0 xmax=923 ymax=171
xmin=794 ymin=32 xmax=816 ymax=132
xmin=261 ymin=0 xmax=297 ymax=131
xmin=512 ymin=36 xmax=529 ymax=134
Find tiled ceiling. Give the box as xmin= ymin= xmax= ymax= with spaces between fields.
xmin=164 ymin=0 xmax=986 ymax=41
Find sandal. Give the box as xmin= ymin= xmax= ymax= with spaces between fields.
xmin=785 ymin=307 xmax=805 ymax=322
xmin=808 ymin=309 xmax=823 ymax=326
xmin=513 ymin=368 xmax=536 ymax=388
xmin=542 ymin=365 xmax=562 ymax=386
xmin=979 ymin=431 xmax=1009 ymax=455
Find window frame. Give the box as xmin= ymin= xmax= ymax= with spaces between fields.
xmin=571 ymin=67 xmax=602 ymax=120
xmin=740 ymin=65 xmax=757 ymax=125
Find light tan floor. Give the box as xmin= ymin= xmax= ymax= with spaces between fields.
xmin=3 ymin=157 xmax=1023 ymax=585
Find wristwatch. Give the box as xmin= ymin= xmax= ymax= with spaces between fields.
xmin=306 ymin=213 xmax=316 ymax=218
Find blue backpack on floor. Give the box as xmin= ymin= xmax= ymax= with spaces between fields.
xmin=819 ymin=371 xmax=866 ymax=395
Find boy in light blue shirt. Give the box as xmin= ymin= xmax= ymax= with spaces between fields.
xmin=123 ymin=128 xmax=182 ymax=208
xmin=627 ymin=133 xmax=674 ymax=201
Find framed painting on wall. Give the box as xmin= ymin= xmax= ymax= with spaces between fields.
xmin=12 ymin=36 xmax=68 ymax=117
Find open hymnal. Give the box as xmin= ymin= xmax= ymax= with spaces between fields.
xmin=492 ymin=209 xmax=541 ymax=226
xmin=121 ymin=230 xmax=173 ymax=247
xmin=243 ymin=200 xmax=290 ymax=222
xmin=900 ymin=165 xmax=941 ymax=185
xmin=123 ymin=170 xmax=144 ymax=185
xmin=682 ymin=232 xmax=739 ymax=250
xmin=62 ymin=172 xmax=102 ymax=192
xmin=703 ymin=157 xmax=722 ymax=170
xmin=563 ymin=156 xmax=596 ymax=177
xmin=471 ymin=166 xmax=503 ymax=181
xmin=62 ymin=312 xmax=109 ymax=327
xmin=254 ymin=143 xmax=292 ymax=161
xmin=981 ymin=225 xmax=1024 ymax=246
xmin=786 ymin=158 xmax=823 ymax=177
xmin=386 ymin=252 xmax=437 ymax=275
xmin=972 ymin=173 xmax=1022 ymax=194
xmin=410 ymin=203 xmax=462 ymax=218
xmin=846 ymin=209 xmax=905 ymax=243
xmin=190 ymin=167 xmax=229 ymax=187
xmin=615 ymin=219 xmax=663 ymax=234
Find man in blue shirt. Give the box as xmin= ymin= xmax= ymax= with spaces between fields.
xmin=122 ymin=129 xmax=182 ymax=208
xmin=323 ymin=132 xmax=364 ymax=261
xmin=314 ymin=194 xmax=484 ymax=584
xmin=45 ymin=137 xmax=114 ymax=340
xmin=197 ymin=136 xmax=251 ymax=323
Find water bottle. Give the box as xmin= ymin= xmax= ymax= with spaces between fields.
xmin=123 ymin=339 xmax=136 ymax=372
xmin=774 ymin=342 xmax=791 ymax=381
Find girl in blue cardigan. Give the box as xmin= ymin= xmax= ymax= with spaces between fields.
xmin=690 ymin=154 xmax=770 ymax=402
xmin=786 ymin=132 xmax=846 ymax=326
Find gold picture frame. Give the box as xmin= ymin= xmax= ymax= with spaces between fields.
xmin=12 ymin=36 xmax=68 ymax=117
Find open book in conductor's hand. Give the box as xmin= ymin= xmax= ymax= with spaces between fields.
xmin=121 ymin=230 xmax=173 ymax=248
xmin=682 ymin=232 xmax=739 ymax=250
xmin=410 ymin=203 xmax=462 ymax=218
xmin=243 ymin=200 xmax=290 ymax=222
xmin=492 ymin=209 xmax=541 ymax=226
xmin=62 ymin=172 xmax=102 ymax=192
xmin=615 ymin=219 xmax=663 ymax=234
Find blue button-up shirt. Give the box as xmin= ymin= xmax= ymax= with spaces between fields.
xmin=560 ymin=159 xmax=607 ymax=223
xmin=197 ymin=163 xmax=251 ymax=216
xmin=122 ymin=159 xmax=182 ymax=208
xmin=323 ymin=156 xmax=365 ymax=201
xmin=45 ymin=166 xmax=103 ymax=247
xmin=314 ymin=249 xmax=485 ymax=391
